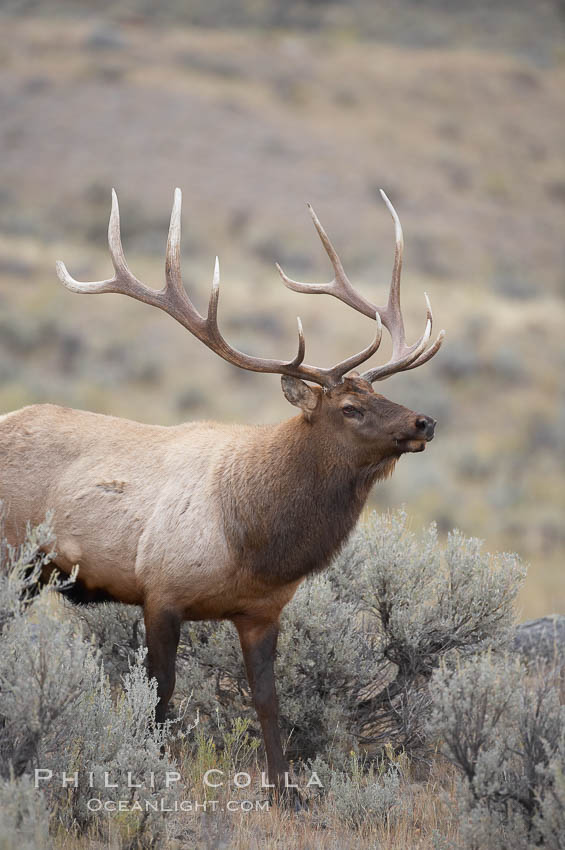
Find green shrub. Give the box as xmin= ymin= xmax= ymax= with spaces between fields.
xmin=428 ymin=653 xmax=564 ymax=849
xmin=0 ymin=775 xmax=51 ymax=850
xmin=327 ymin=752 xmax=401 ymax=830
xmin=68 ymin=598 xmax=144 ymax=684
xmin=331 ymin=510 xmax=526 ymax=754
xmin=536 ymin=727 xmax=565 ymax=849
xmin=0 ymin=508 xmax=57 ymax=631
xmin=0 ymin=508 xmax=180 ymax=845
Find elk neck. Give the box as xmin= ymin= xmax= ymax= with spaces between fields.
xmin=218 ymin=413 xmax=396 ymax=585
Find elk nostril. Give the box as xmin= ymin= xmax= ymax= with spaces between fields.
xmin=415 ymin=417 xmax=428 ymax=432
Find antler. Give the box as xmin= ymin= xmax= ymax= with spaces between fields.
xmin=56 ymin=188 xmax=383 ymax=389
xmin=276 ymin=190 xmax=445 ymax=381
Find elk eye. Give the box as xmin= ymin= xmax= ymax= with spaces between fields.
xmin=342 ymin=405 xmax=361 ymax=418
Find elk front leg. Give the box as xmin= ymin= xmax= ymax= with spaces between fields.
xmin=234 ymin=616 xmax=290 ymax=794
xmin=144 ymin=605 xmax=181 ymax=724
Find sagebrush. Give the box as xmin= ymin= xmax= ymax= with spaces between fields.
xmin=1 ymin=506 xmax=561 ymax=849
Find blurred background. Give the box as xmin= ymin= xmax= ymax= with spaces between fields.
xmin=0 ymin=0 xmax=563 ymax=617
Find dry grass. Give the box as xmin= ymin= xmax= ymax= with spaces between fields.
xmin=48 ymin=755 xmax=460 ymax=850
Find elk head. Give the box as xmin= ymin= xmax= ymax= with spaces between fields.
xmin=56 ymin=188 xmax=444 ymax=466
xmin=282 ymin=374 xmax=436 ymax=469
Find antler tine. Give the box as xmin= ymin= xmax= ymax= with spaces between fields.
xmin=291 ymin=317 xmax=306 ymax=368
xmin=202 ymin=256 xmax=307 ymax=371
xmin=276 ymin=204 xmax=376 ymax=320
xmin=402 ymin=328 xmax=445 ymax=372
xmin=362 ymin=307 xmax=431 ymax=382
xmin=107 ymin=188 xmax=131 ymax=282
xmin=164 ymin=187 xmax=185 ymax=299
xmin=204 ymin=255 xmax=221 ymax=333
xmin=378 ymin=189 xmax=406 ymax=357
xmin=361 ymin=288 xmax=444 ymax=382
xmin=57 ymin=189 xmax=161 ymax=306
xmin=361 ymin=193 xmax=446 ymax=379
xmin=57 ymin=188 xmax=204 ymax=330
xmin=353 ymin=190 xmax=444 ymax=380
xmin=160 ymin=188 xmax=211 ymax=332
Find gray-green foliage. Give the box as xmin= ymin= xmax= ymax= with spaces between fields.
xmin=326 ymin=752 xmax=401 ymax=829
xmin=0 ymin=597 xmax=98 ymax=778
xmin=0 ymin=509 xmax=179 ymax=845
xmin=0 ymin=509 xmax=57 ymax=632
xmin=330 ymin=766 xmax=400 ymax=830
xmin=537 ymin=728 xmax=565 ymax=849
xmin=275 ymin=573 xmax=375 ymax=760
xmin=69 ymin=598 xmax=144 ymax=682
xmin=47 ymin=646 xmax=180 ymax=833
xmin=428 ymin=653 xmax=564 ymax=849
xmin=329 ymin=510 xmax=526 ymax=752
xmin=342 ymin=510 xmax=525 ymax=670
xmin=0 ymin=775 xmax=51 ymax=850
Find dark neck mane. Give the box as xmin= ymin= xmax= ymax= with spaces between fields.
xmin=220 ymin=416 xmax=397 ymax=585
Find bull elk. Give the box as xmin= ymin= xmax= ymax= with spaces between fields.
xmin=0 ymin=188 xmax=444 ymax=797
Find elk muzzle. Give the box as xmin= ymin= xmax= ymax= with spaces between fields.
xmin=396 ymin=415 xmax=436 ymax=453
xmin=415 ymin=415 xmax=436 ymax=441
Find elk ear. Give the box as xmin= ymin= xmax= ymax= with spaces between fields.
xmin=281 ymin=376 xmax=319 ymax=420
